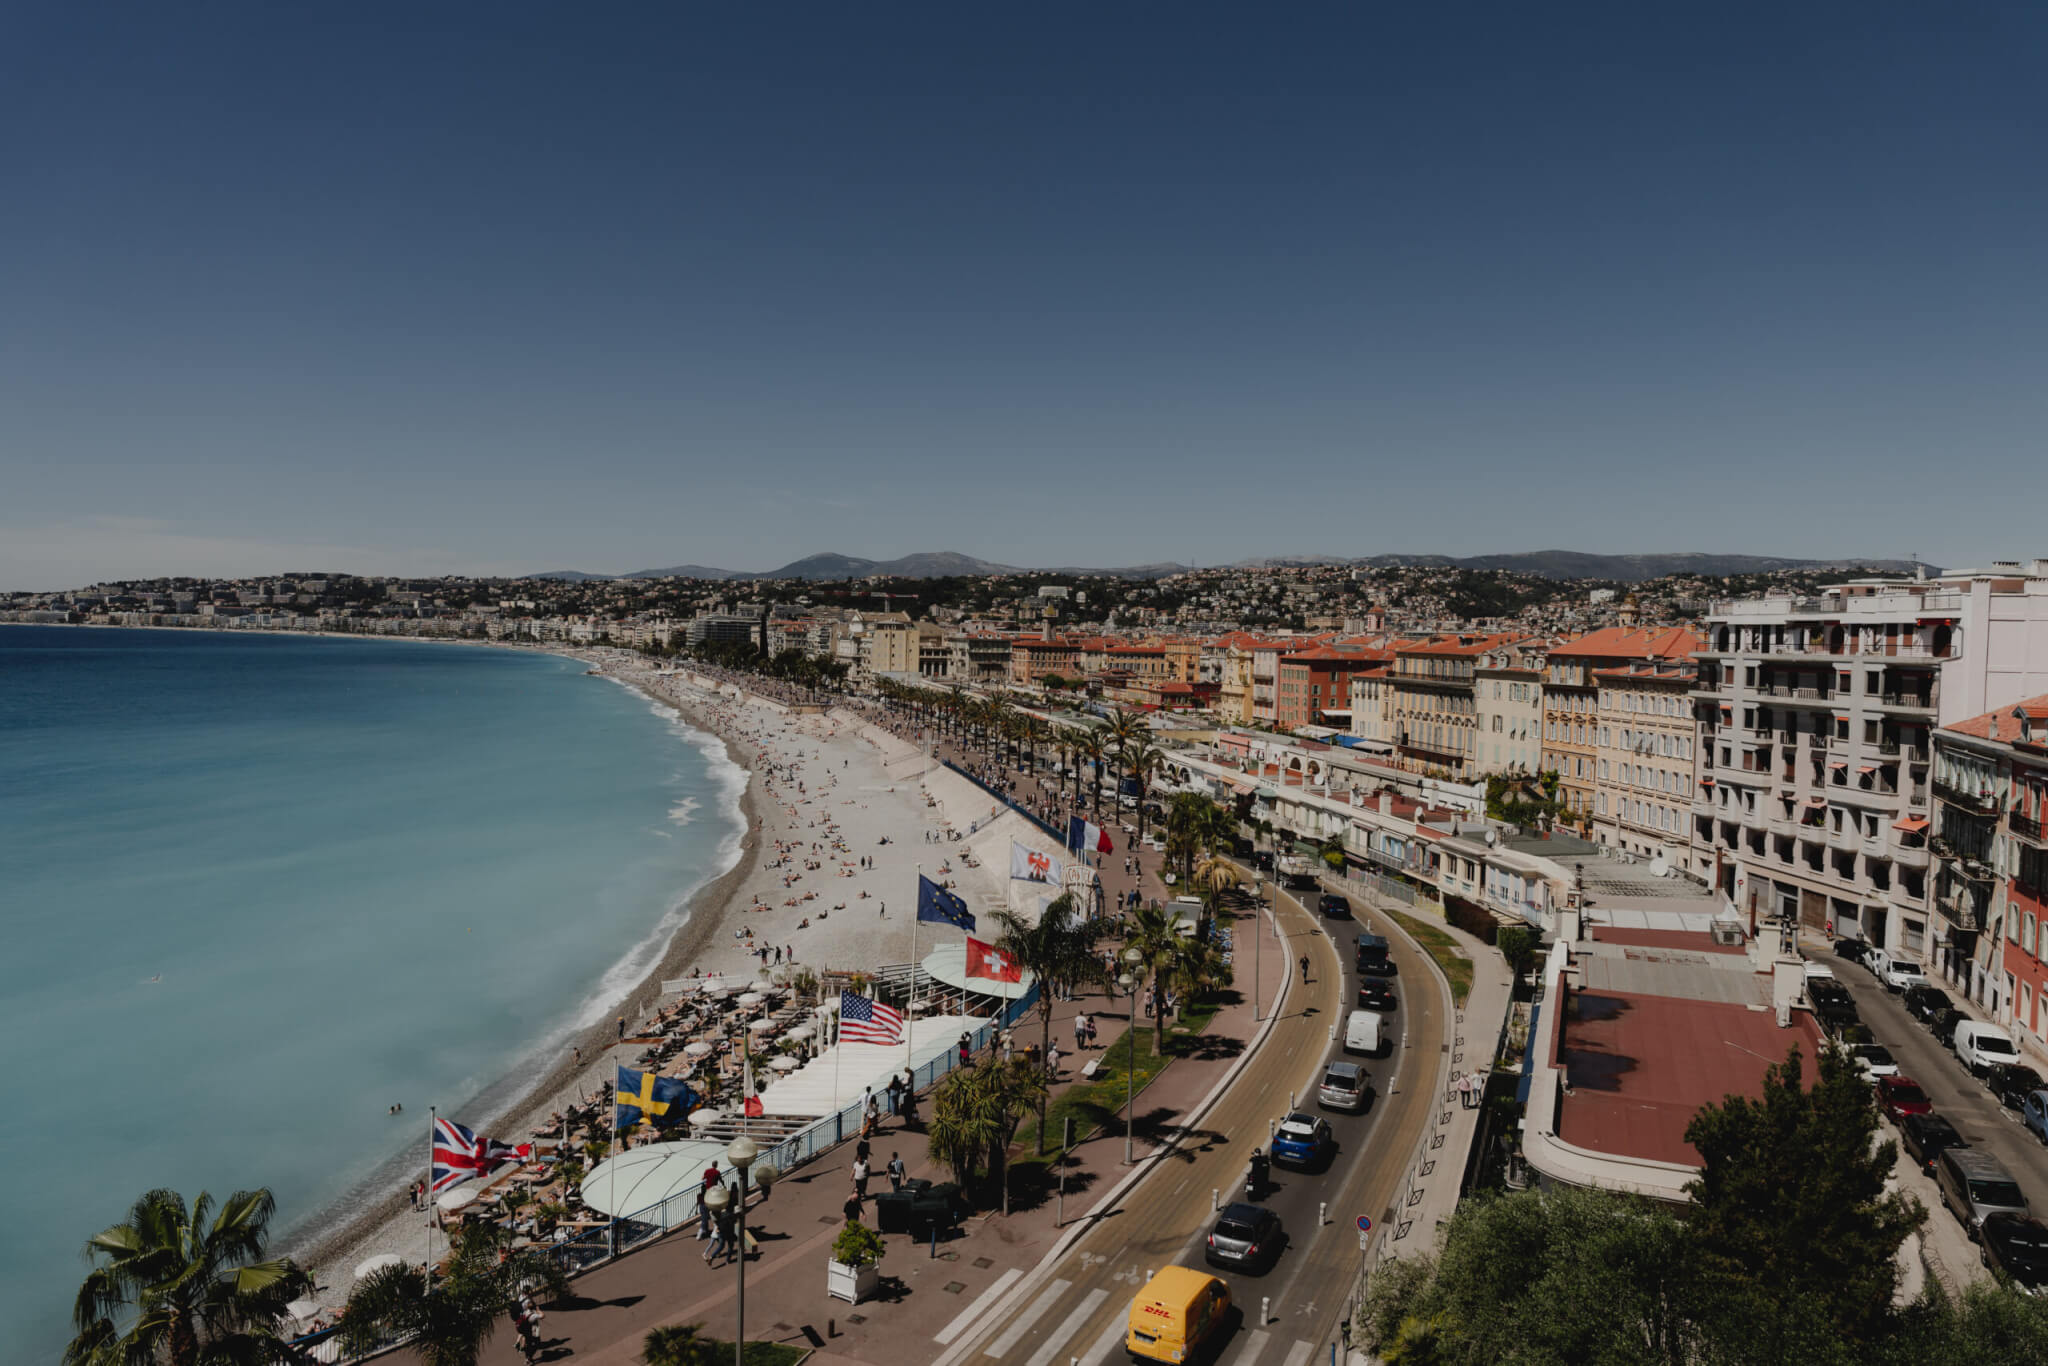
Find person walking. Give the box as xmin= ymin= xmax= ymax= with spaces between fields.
xmin=1047 ymin=1042 xmax=1061 ymax=1080
xmin=1073 ymin=1013 xmax=1088 ymax=1051
xmin=887 ymin=1151 xmax=907 ymax=1192
xmin=1299 ymin=954 xmax=1310 ymax=984
xmin=1086 ymin=1013 xmax=1099 ymax=1047
xmin=703 ymin=1203 xmax=730 ymax=1265
xmin=852 ymin=1156 xmax=870 ymax=1200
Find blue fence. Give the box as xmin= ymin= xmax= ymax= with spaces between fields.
xmin=939 ymin=759 xmax=1077 ymax=849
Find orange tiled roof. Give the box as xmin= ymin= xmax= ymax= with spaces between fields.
xmin=1553 ymin=625 xmax=1701 ymax=661
xmin=1944 ymin=692 xmax=2048 ymax=740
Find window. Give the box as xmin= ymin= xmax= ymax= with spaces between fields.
xmin=2028 ymin=913 xmax=2039 ymax=958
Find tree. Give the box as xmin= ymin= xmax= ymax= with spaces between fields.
xmin=1190 ymin=853 xmax=1239 ymax=944
xmin=1317 ymin=833 xmax=1347 ymax=872
xmin=1121 ymin=738 xmax=1164 ymax=842
xmin=1076 ymin=729 xmax=1109 ymax=814
xmin=642 ymin=1322 xmax=720 ymax=1366
xmin=927 ymin=1058 xmax=1047 ymax=1211
xmin=1121 ymin=901 xmax=1185 ymax=1058
xmin=337 ymin=1222 xmax=566 ymax=1366
xmin=989 ymin=897 xmax=1108 ymax=1151
xmin=1496 ymin=926 xmax=1536 ymax=989
xmin=67 ymin=1187 xmax=311 ymax=1366
xmin=1682 ymin=1044 xmax=1923 ymax=1356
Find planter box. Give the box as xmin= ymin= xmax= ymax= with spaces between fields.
xmin=826 ymin=1258 xmax=880 ymax=1304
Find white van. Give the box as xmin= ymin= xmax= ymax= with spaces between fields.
xmin=1344 ymin=1009 xmax=1384 ymax=1056
xmin=1954 ymin=1020 xmax=2022 ymax=1077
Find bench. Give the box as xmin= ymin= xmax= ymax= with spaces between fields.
xmin=1081 ymin=1059 xmax=1102 ymax=1081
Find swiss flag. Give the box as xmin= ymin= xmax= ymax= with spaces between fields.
xmin=966 ymin=935 xmax=1023 ymax=983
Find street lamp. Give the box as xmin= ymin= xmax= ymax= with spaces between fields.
xmin=1120 ymin=946 xmax=1144 ymax=1165
xmin=717 ymin=1134 xmax=777 ymax=1366
xmin=1251 ymin=876 xmax=1264 ymax=1023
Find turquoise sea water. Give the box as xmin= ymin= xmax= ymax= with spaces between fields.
xmin=0 ymin=627 xmax=742 ymax=1360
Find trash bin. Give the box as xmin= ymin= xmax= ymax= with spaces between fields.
xmin=873 ymin=1191 xmax=914 ymax=1234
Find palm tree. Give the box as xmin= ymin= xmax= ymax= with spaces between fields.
xmin=643 ymin=1322 xmax=721 ymax=1366
xmin=1105 ymin=707 xmax=1145 ymax=756
xmin=1191 ymin=853 xmax=1240 ymax=943
xmin=989 ymin=897 xmax=1109 ymax=1151
xmin=1122 ymin=901 xmax=1184 ymax=1059
xmin=337 ymin=1222 xmax=565 ymax=1366
xmin=1160 ymin=933 xmax=1229 ymax=1027
xmin=1122 ymin=739 xmax=1164 ymax=843
xmin=928 ymin=1059 xmax=1047 ymax=1213
xmin=1076 ymin=729 xmax=1108 ymax=814
xmin=67 ymin=1187 xmax=310 ymax=1366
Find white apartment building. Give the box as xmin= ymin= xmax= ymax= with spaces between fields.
xmin=1690 ymin=564 xmax=2048 ymax=958
xmin=1474 ymin=639 xmax=1548 ymax=775
xmin=1592 ymin=661 xmax=1699 ymax=858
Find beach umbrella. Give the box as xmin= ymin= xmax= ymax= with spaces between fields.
xmin=736 ymin=991 xmax=766 ymax=1008
xmin=769 ymin=1055 xmax=800 ymax=1073
xmin=687 ymin=1108 xmax=727 ymax=1129
xmin=700 ymin=976 xmax=728 ymax=994
xmin=353 ymin=1253 xmax=404 ymax=1280
xmin=787 ymin=1024 xmax=814 ymax=1041
xmin=437 ymin=1185 xmax=480 ymax=1212
xmin=286 ymin=1299 xmax=324 ymax=1325
xmin=748 ymin=1018 xmax=775 ymax=1035
xmin=685 ymin=1041 xmax=713 ymax=1058
xmin=749 ymin=978 xmax=776 ymax=992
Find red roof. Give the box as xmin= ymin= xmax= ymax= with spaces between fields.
xmin=1553 ymin=625 xmax=1702 ymax=662
xmin=1397 ymin=632 xmax=1532 ymax=658
xmin=1944 ymin=692 xmax=2048 ymax=741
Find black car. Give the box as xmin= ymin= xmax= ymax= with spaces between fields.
xmin=1355 ymin=933 xmax=1396 ymax=976
xmin=1357 ymin=982 xmax=1398 ymax=1012
xmin=1928 ymin=1009 xmax=1964 ymax=1047
xmin=1206 ymin=1202 xmax=1285 ymax=1272
xmin=1808 ymin=978 xmax=1853 ymax=1008
xmin=1834 ymin=938 xmax=1872 ymax=965
xmin=1318 ymin=892 xmax=1352 ymax=919
xmin=1898 ymin=1113 xmax=1969 ymax=1175
xmin=1981 ymin=1214 xmax=2048 ymax=1294
xmin=1902 ymin=985 xmax=1955 ymax=1024
xmin=1988 ymin=1063 xmax=2048 ymax=1112
xmin=1814 ymin=996 xmax=1862 ymax=1037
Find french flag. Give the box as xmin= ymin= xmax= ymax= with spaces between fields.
xmin=1067 ymin=816 xmax=1114 ymax=855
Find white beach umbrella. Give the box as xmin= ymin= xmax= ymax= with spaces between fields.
xmin=700 ymin=976 xmax=728 ymax=994
xmin=747 ymin=1018 xmax=775 ymax=1035
xmin=687 ymin=1107 xmax=727 ymax=1128
xmin=749 ymin=978 xmax=776 ymax=992
xmin=787 ymin=1024 xmax=814 ymax=1041
xmin=353 ymin=1253 xmax=404 ymax=1280
xmin=286 ymin=1298 xmax=324 ymax=1325
xmin=436 ymin=1185 xmax=480 ymax=1212
xmin=737 ymin=991 xmax=766 ymax=1007
xmin=769 ymin=1054 xmax=800 ymax=1072
xmin=685 ymin=1040 xmax=713 ymax=1057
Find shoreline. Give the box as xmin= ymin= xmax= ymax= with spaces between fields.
xmin=286 ymin=655 xmax=769 ymax=1281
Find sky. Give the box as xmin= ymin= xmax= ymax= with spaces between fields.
xmin=3 ymin=3 xmax=2045 ymax=588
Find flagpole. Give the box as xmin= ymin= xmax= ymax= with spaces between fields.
xmin=609 ymin=1039 xmax=619 ymax=1259
xmin=910 ymin=863 xmax=920 ymax=1076
xmin=425 ymin=1106 xmax=435 ymax=1276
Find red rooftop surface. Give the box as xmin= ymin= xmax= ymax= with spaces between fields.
xmin=1555 ymin=988 xmax=1821 ymax=1167
xmin=1589 ymin=927 xmax=1748 ymax=957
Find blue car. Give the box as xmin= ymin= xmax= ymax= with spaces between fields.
xmin=1270 ymin=1112 xmax=1332 ymax=1168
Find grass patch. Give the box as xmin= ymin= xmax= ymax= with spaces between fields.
xmin=1383 ymin=907 xmax=1473 ymax=1006
xmin=1014 ymin=999 xmax=1222 ymax=1154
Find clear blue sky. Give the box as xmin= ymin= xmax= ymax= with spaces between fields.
xmin=4 ymin=3 xmax=2044 ymax=587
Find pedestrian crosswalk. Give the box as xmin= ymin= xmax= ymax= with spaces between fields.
xmin=932 ymin=1267 xmax=1022 ymax=1346
xmin=938 ymin=1272 xmax=1321 ymax=1366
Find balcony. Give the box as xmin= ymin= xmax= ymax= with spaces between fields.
xmin=1827 ymin=826 xmax=1860 ymax=853
xmin=1932 ymin=779 xmax=1999 ymax=814
xmin=1807 ymin=733 xmax=1831 ymax=750
xmin=2012 ymin=811 xmax=2046 ymax=843
xmin=1891 ymin=841 xmax=1930 ymax=871
xmin=1888 ymin=883 xmax=1928 ymax=914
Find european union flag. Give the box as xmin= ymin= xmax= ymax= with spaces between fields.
xmin=917 ymin=874 xmax=975 ymax=932
xmin=615 ymin=1066 xmax=696 ymax=1131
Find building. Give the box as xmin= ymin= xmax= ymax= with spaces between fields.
xmin=1590 ymin=659 xmax=1700 ymax=858
xmin=1389 ymin=634 xmax=1528 ymax=778
xmin=1544 ymin=627 xmax=1700 ymax=826
xmin=1930 ymin=697 xmax=2048 ymax=1057
xmin=687 ymin=612 xmax=762 ymax=649
xmin=946 ymin=631 xmax=1013 ymax=685
xmin=1474 ymin=638 xmax=1549 ymax=775
xmin=1010 ymin=634 xmax=1079 ymax=685
xmin=1274 ymin=644 xmax=1390 ymax=732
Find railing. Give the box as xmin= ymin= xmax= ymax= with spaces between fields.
xmin=940 ymin=759 xmax=1079 ymax=848
xmin=2013 ymin=812 xmax=2046 ymax=842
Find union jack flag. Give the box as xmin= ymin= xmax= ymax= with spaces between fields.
xmin=431 ymin=1117 xmax=532 ymax=1193
xmin=839 ymin=990 xmax=904 ymax=1046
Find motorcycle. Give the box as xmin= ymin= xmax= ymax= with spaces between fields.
xmin=1245 ymin=1149 xmax=1268 ymax=1201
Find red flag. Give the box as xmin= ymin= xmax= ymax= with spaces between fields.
xmin=1096 ymin=825 xmax=1114 ymax=854
xmin=743 ymin=1095 xmax=764 ymax=1118
xmin=966 ymin=935 xmax=1023 ymax=983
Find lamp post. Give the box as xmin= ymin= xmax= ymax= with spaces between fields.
xmin=1119 ymin=945 xmax=1144 ymax=1165
xmin=1251 ymin=875 xmax=1264 ymax=1023
xmin=719 ymin=1134 xmax=777 ymax=1366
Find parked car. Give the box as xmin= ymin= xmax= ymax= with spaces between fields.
xmin=1814 ymin=996 xmax=1862 ymax=1037
xmin=1317 ymin=892 xmax=1351 ymax=919
xmin=1808 ymin=977 xmax=1853 ymax=1009
xmin=1899 ymin=1113 xmax=1968 ymax=1175
xmin=1954 ymin=1020 xmax=2023 ymax=1078
xmin=2025 ymin=1091 xmax=2048 ymax=1145
xmin=1929 ymin=1009 xmax=1964 ymax=1047
xmin=1845 ymin=1042 xmax=1900 ymax=1081
xmin=1981 ymin=1214 xmax=2048 ymax=1295
xmin=1878 ymin=957 xmax=1930 ymax=992
xmin=1316 ymin=1061 xmax=1370 ymax=1113
xmin=1270 ymin=1112 xmax=1332 ymax=1168
xmin=1902 ymin=985 xmax=1956 ymax=1024
xmin=1987 ymin=1063 xmax=2048 ymax=1112
xmin=1356 ymin=982 xmax=1398 ymax=1013
xmin=1874 ymin=1075 xmax=1933 ymax=1122
xmin=1935 ymin=1148 xmax=2030 ymax=1239
xmin=1834 ymin=938 xmax=1873 ymax=965
xmin=1205 ymin=1202 xmax=1284 ymax=1272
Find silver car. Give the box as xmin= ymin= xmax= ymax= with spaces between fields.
xmin=1318 ymin=1061 xmax=1370 ymax=1112
xmin=1206 ymin=1202 xmax=1284 ymax=1272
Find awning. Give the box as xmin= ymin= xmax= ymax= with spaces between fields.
xmin=1231 ymin=781 xmax=1253 ymax=796
xmin=1828 ymin=759 xmax=1848 ymax=769
xmin=1892 ymin=816 xmax=1930 ymax=833
xmin=1699 ymin=777 xmax=1715 ymax=786
xmin=1806 ymin=797 xmax=1828 ymax=807
xmin=1856 ymin=766 xmax=1875 ymax=775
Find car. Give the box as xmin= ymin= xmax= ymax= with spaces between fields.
xmin=1807 ymin=977 xmax=1853 ymax=1006
xmin=1270 ymin=1112 xmax=1332 ymax=1168
xmin=1878 ymin=958 xmax=1930 ymax=992
xmin=1954 ymin=1020 xmax=2023 ymax=1077
xmin=1355 ymin=933 xmax=1396 ymax=976
xmin=1813 ymin=996 xmax=1862 ymax=1037
xmin=1318 ymin=892 xmax=1352 ymax=919
xmin=1929 ymin=1009 xmax=1964 ymax=1047
xmin=1874 ymin=1075 xmax=1933 ymax=1122
xmin=1902 ymin=985 xmax=1955 ymax=1023
xmin=1935 ymin=1148 xmax=2031 ymax=1239
xmin=1834 ymin=938 xmax=1873 ymax=964
xmin=1987 ymin=1064 xmax=2048 ymax=1112
xmin=2025 ymin=1091 xmax=2048 ymax=1145
xmin=1316 ymin=1061 xmax=1370 ymax=1113
xmin=1899 ymin=1113 xmax=1968 ymax=1175
xmin=1845 ymin=1043 xmax=1900 ymax=1080
xmin=1981 ymin=1214 xmax=2048 ymax=1295
xmin=1205 ymin=1202 xmax=1284 ymax=1272
xmin=1356 ymin=982 xmax=1398 ymax=1013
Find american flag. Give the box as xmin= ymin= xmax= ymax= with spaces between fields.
xmin=839 ymin=989 xmax=904 ymax=1046
xmin=431 ymin=1117 xmax=532 ymax=1193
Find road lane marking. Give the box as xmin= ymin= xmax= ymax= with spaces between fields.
xmin=1076 ymin=1312 xmax=1129 ymax=1365
xmin=1022 ymin=1287 xmax=1109 ymax=1366
xmin=1277 ymin=1338 xmax=1315 ymax=1366
xmin=934 ymin=1267 xmax=1022 ymax=1344
xmin=984 ymin=1278 xmax=1071 ymax=1358
xmin=1232 ymin=1328 xmax=1271 ymax=1363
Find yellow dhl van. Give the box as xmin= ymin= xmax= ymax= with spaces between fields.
xmin=1126 ymin=1264 xmax=1231 ymax=1362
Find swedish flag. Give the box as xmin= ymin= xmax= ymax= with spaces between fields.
xmin=615 ymin=1066 xmax=696 ymax=1131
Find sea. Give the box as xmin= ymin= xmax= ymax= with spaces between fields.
xmin=0 ymin=626 xmax=744 ymax=1360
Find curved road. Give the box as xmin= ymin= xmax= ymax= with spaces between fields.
xmin=934 ymin=876 xmax=1449 ymax=1366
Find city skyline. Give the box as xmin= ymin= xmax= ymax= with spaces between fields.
xmin=6 ymin=3 xmax=2046 ymax=587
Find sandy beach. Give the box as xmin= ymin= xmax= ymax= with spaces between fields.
xmin=290 ymin=654 xmax=1015 ymax=1309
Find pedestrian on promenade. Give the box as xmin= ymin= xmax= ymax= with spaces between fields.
xmin=887 ymin=1152 xmax=906 ymax=1192
xmin=1074 ymin=1014 xmax=1088 ymax=1050
xmin=694 ymin=1188 xmax=710 ymax=1240
xmin=884 ymin=1075 xmax=900 ymax=1116
xmin=1047 ymin=1043 xmax=1061 ymax=1079
xmin=1086 ymin=1014 xmax=1099 ymax=1047
xmin=1299 ymin=954 xmax=1310 ymax=984
xmin=703 ymin=1208 xmax=729 ymax=1266
xmin=617 ymin=1015 xmax=627 ymax=1041
xmin=843 ymin=1190 xmax=863 ymax=1223
xmin=853 ymin=1156 xmax=870 ymax=1200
